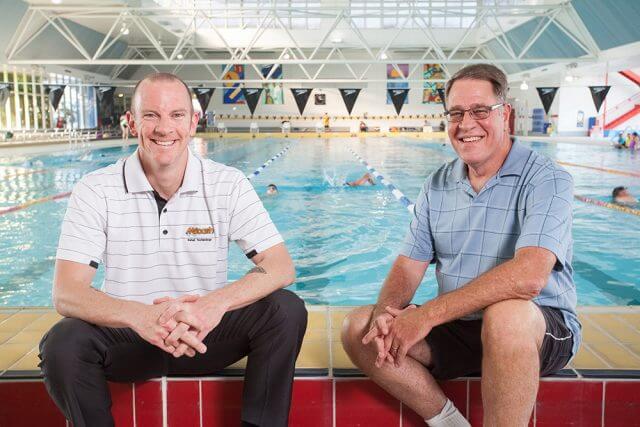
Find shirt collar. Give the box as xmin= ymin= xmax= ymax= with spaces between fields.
xmin=451 ymin=139 xmax=529 ymax=184
xmin=124 ymin=147 xmax=201 ymax=194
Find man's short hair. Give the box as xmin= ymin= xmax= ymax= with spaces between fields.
xmin=612 ymin=186 xmax=627 ymax=198
xmin=267 ymin=184 xmax=278 ymax=191
xmin=445 ymin=64 xmax=508 ymax=103
xmin=131 ymin=72 xmax=193 ymax=114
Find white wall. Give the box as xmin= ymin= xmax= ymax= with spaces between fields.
xmin=510 ymin=69 xmax=640 ymax=136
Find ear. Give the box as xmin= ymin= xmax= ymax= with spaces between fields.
xmin=126 ymin=111 xmax=137 ymax=136
xmin=190 ymin=111 xmax=200 ymax=137
xmin=502 ymin=103 xmax=512 ymax=120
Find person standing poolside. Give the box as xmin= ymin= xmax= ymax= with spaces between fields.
xmin=119 ymin=113 xmax=129 ymax=143
xmin=39 ymin=73 xmax=307 ymax=427
xmin=342 ymin=64 xmax=579 ymax=427
xmin=322 ymin=112 xmax=330 ymax=131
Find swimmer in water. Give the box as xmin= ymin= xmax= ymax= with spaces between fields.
xmin=345 ymin=173 xmax=376 ymax=187
xmin=266 ymin=183 xmax=278 ymax=196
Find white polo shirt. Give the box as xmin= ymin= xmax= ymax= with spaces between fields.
xmin=56 ymin=147 xmax=283 ymax=304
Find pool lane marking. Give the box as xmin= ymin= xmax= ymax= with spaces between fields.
xmin=574 ymin=195 xmax=640 ymax=216
xmin=0 ymin=144 xmax=294 ymax=215
xmin=1 ymin=169 xmax=48 ymax=180
xmin=557 ymin=161 xmax=640 ymax=178
xmin=348 ymin=148 xmax=415 ymax=213
xmin=0 ymin=191 xmax=71 ymax=215
xmin=246 ymin=143 xmax=292 ymax=180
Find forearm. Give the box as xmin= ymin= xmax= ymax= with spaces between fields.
xmin=53 ymin=283 xmax=143 ymax=329
xmin=421 ymin=255 xmax=545 ymax=327
xmin=374 ymin=256 xmax=426 ymax=318
xmin=200 ymin=246 xmax=295 ymax=312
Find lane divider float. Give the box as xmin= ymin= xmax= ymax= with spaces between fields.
xmin=246 ymin=144 xmax=292 ymax=181
xmin=0 ymin=191 xmax=71 ymax=216
xmin=574 ymin=195 xmax=640 ymax=217
xmin=348 ymin=147 xmax=415 ymax=213
xmin=558 ymin=161 xmax=640 ymax=178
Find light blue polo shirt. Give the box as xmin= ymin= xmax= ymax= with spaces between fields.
xmin=401 ymin=141 xmax=581 ymax=357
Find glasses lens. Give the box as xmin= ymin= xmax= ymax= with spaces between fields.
xmin=470 ymin=107 xmax=490 ymax=119
xmin=447 ymin=111 xmax=464 ymax=122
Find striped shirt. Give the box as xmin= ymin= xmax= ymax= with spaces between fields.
xmin=56 ymin=147 xmax=283 ymax=304
xmin=400 ymin=142 xmax=581 ymax=357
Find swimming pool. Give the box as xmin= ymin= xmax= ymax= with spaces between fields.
xmin=0 ymin=137 xmax=639 ymax=306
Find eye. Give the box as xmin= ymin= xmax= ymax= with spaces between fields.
xmin=173 ymin=112 xmax=186 ymax=119
xmin=143 ymin=113 xmax=157 ymax=119
xmin=448 ymin=111 xmax=463 ymax=119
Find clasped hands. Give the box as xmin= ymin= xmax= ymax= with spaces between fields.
xmin=361 ymin=304 xmax=430 ymax=368
xmin=142 ymin=294 xmax=226 ymax=358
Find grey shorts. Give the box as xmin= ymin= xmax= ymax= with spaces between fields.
xmin=425 ymin=305 xmax=573 ymax=380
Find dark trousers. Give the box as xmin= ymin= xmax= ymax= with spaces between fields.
xmin=38 ymin=289 xmax=307 ymax=427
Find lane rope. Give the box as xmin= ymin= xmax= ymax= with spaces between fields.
xmin=348 ymin=147 xmax=415 ymax=213
xmin=0 ymin=191 xmax=71 ymax=216
xmin=246 ymin=144 xmax=292 ymax=181
xmin=574 ymin=195 xmax=640 ymax=216
xmin=557 ymin=161 xmax=640 ymax=178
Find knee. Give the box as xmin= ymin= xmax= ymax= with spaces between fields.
xmin=481 ymin=300 xmax=544 ymax=354
xmin=340 ymin=306 xmax=373 ymax=354
xmin=39 ymin=318 xmax=95 ymax=375
xmin=263 ymin=289 xmax=308 ymax=330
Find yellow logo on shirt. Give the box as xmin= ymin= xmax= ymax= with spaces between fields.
xmin=186 ymin=226 xmax=214 ymax=235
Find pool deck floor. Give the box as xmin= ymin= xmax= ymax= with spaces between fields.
xmin=2 ymin=305 xmax=640 ymax=377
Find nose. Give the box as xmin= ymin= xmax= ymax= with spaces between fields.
xmin=153 ymin=116 xmax=172 ymax=136
xmin=456 ymin=109 xmax=477 ymax=131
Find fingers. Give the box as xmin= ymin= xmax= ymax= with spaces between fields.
xmin=158 ymin=303 xmax=185 ymax=326
xmin=385 ymin=306 xmax=403 ymax=316
xmin=173 ymin=311 xmax=204 ymax=331
xmin=374 ymin=336 xmax=387 ymax=368
xmin=153 ymin=296 xmax=172 ymax=305
xmin=165 ymin=322 xmax=207 ymax=356
xmin=361 ymin=326 xmax=379 ymax=345
xmin=395 ymin=343 xmax=408 ymax=368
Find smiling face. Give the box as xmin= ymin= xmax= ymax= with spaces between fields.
xmin=128 ymin=79 xmax=198 ymax=172
xmin=446 ymin=79 xmax=512 ymax=173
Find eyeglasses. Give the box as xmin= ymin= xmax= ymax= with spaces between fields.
xmin=444 ymin=103 xmax=504 ymax=123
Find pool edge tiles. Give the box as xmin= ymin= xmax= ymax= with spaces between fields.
xmin=1 ymin=306 xmax=640 ymax=377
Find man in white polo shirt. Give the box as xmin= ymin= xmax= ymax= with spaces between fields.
xmin=39 ymin=73 xmax=307 ymax=427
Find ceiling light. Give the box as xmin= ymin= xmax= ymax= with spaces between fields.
xmin=51 ymin=0 xmax=62 ymax=4
xmin=565 ymin=74 xmax=574 ymax=82
xmin=123 ymin=28 xmax=129 ymax=35
xmin=283 ymin=53 xmax=290 ymax=59
xmin=118 ymin=93 xmax=124 ymax=98
xmin=177 ymin=54 xmax=184 ymax=59
xmin=380 ymin=52 xmax=388 ymax=60
xmin=520 ymin=81 xmax=528 ymax=91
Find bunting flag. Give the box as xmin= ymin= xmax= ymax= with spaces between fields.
xmin=588 ymin=86 xmax=611 ymax=113
xmin=193 ymin=87 xmax=215 ymax=113
xmin=241 ymin=88 xmax=263 ymax=116
xmin=437 ymin=87 xmax=447 ymax=111
xmin=45 ymin=84 xmax=67 ymax=111
xmin=339 ymin=88 xmax=361 ymax=115
xmin=388 ymin=88 xmax=410 ymax=115
xmin=0 ymin=83 xmax=12 ymax=105
xmin=536 ymin=87 xmax=559 ymax=115
xmin=95 ymin=86 xmax=115 ymax=120
xmin=291 ymin=88 xmax=313 ymax=115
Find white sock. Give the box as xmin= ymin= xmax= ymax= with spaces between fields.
xmin=425 ymin=399 xmax=470 ymax=427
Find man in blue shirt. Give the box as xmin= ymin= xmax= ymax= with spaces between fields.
xmin=342 ymin=64 xmax=579 ymax=427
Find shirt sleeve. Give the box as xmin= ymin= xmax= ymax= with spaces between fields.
xmin=56 ymin=178 xmax=107 ymax=267
xmin=515 ymin=168 xmax=573 ymax=271
xmin=399 ymin=180 xmax=435 ymax=262
xmin=228 ymin=175 xmax=283 ymax=256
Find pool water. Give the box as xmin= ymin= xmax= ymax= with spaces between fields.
xmin=0 ymin=137 xmax=638 ymax=307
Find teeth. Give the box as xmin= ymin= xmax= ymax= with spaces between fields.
xmin=155 ymin=140 xmax=175 ymax=146
xmin=461 ymin=136 xmax=482 ymax=142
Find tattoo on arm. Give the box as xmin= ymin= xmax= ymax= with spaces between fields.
xmin=246 ymin=266 xmax=267 ymax=275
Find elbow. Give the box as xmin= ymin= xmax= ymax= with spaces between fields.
xmin=52 ymin=287 xmax=72 ymax=317
xmin=282 ymin=262 xmax=296 ymax=287
xmin=521 ymin=277 xmax=546 ymax=299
